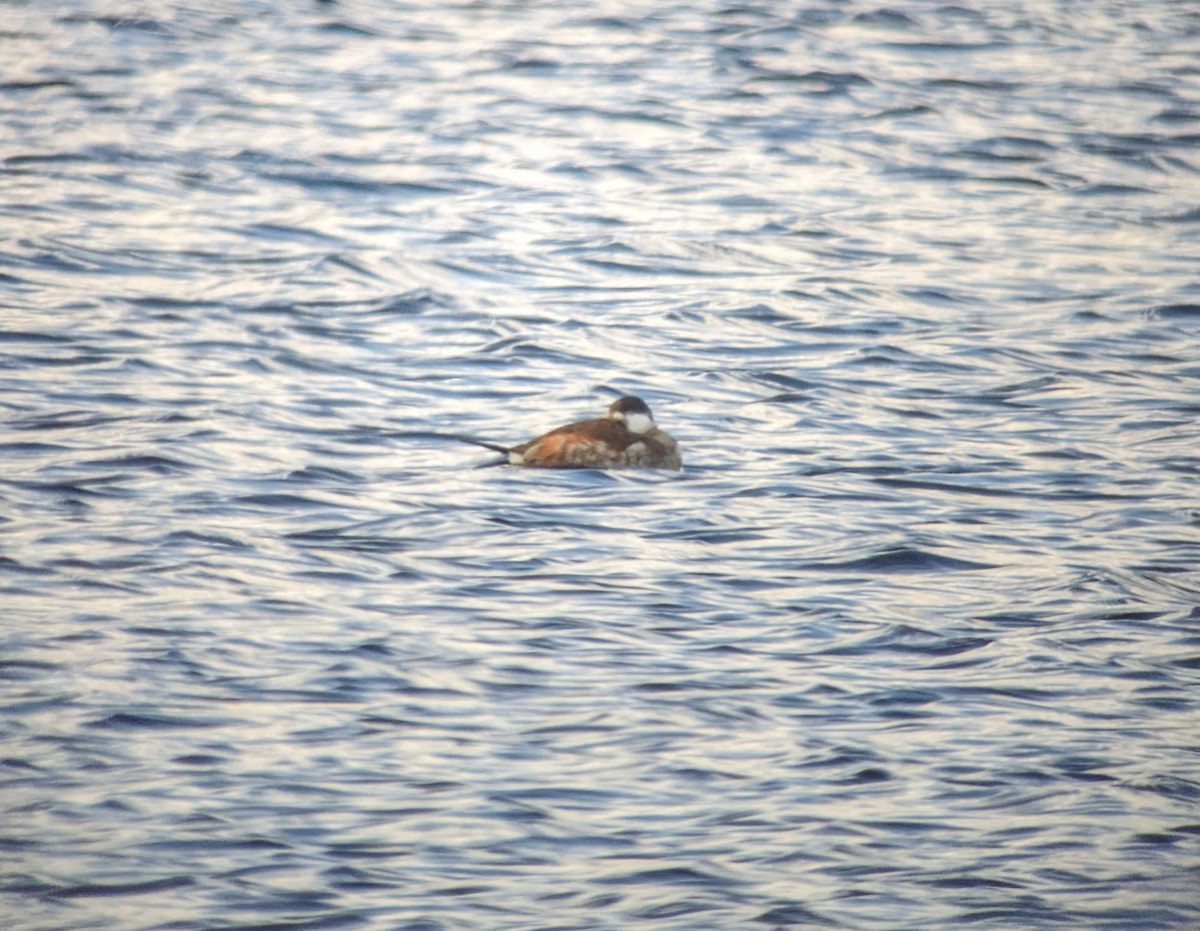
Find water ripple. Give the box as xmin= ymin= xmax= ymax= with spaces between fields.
xmin=2 ymin=1 xmax=1199 ymax=929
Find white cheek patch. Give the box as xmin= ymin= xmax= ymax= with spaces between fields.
xmin=623 ymin=412 xmax=654 ymax=434
xmin=508 ymin=451 xmax=525 ymax=465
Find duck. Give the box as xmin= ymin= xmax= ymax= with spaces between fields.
xmin=476 ymin=396 xmax=682 ymax=470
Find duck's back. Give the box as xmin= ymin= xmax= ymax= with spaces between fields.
xmin=512 ymin=420 xmax=681 ymax=470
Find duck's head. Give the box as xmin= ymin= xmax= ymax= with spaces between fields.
xmin=607 ymin=395 xmax=655 ymax=434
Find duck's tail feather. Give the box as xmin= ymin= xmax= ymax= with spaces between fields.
xmin=454 ymin=435 xmax=511 ymax=468
xmin=472 ymin=454 xmax=510 ymax=469
xmin=451 ymin=435 xmax=510 ymax=455
xmin=389 ymin=430 xmax=511 ymax=465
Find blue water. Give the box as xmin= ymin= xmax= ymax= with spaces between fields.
xmin=3 ymin=2 xmax=1200 ymax=929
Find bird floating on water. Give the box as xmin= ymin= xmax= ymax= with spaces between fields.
xmin=469 ymin=395 xmax=682 ymax=470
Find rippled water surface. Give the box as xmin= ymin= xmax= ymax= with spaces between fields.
xmin=3 ymin=1 xmax=1200 ymax=928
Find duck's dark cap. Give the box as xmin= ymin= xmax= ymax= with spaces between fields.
xmin=609 ymin=395 xmax=652 ymax=418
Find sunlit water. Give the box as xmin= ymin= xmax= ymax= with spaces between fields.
xmin=2 ymin=2 xmax=1199 ymax=929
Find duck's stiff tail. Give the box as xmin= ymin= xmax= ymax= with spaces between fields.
xmin=387 ymin=430 xmax=511 ymax=467
xmin=455 ymin=435 xmax=511 ymax=468
xmin=450 ymin=435 xmax=509 ymax=455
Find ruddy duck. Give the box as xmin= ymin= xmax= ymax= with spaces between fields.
xmin=479 ymin=396 xmax=682 ymax=470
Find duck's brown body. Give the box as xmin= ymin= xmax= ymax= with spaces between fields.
xmin=508 ymin=396 xmax=681 ymax=470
